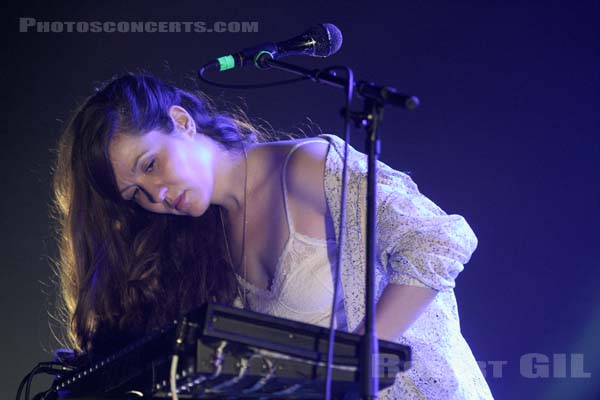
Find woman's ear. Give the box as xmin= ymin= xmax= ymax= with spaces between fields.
xmin=168 ymin=105 xmax=196 ymax=136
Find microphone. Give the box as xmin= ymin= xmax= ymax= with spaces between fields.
xmin=204 ymin=23 xmax=343 ymax=72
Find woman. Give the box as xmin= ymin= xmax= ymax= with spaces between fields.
xmin=53 ymin=73 xmax=493 ymax=398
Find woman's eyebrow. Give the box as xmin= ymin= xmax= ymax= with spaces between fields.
xmin=131 ymin=151 xmax=148 ymax=173
xmin=119 ymin=151 xmax=148 ymax=195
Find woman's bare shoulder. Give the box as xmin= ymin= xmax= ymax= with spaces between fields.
xmin=259 ymin=136 xmax=330 ymax=148
xmin=281 ymin=138 xmax=331 ymax=214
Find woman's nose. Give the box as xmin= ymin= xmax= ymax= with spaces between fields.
xmin=149 ymin=185 xmax=168 ymax=204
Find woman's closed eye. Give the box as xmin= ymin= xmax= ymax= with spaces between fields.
xmin=144 ymin=158 xmax=155 ymax=173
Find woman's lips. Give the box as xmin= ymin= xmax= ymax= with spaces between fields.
xmin=173 ymin=191 xmax=186 ymax=211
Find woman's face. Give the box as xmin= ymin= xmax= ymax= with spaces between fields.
xmin=109 ymin=124 xmax=216 ymax=217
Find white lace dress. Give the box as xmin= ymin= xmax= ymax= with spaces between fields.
xmin=234 ymin=136 xmax=494 ymax=399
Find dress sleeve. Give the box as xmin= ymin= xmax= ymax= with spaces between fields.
xmin=376 ymin=169 xmax=478 ymax=292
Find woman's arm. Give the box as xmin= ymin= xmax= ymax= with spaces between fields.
xmin=353 ymin=283 xmax=437 ymax=340
xmin=284 ymin=139 xmax=460 ymax=341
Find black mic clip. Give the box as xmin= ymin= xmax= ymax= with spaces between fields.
xmin=219 ymin=42 xmax=278 ymax=71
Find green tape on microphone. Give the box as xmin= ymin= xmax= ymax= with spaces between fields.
xmin=217 ymin=55 xmax=235 ymax=71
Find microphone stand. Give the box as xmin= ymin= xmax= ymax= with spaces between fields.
xmin=260 ymin=57 xmax=419 ymax=399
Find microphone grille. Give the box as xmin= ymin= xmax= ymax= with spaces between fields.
xmin=311 ymin=23 xmax=343 ymax=57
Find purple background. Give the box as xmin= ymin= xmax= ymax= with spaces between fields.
xmin=3 ymin=1 xmax=599 ymax=398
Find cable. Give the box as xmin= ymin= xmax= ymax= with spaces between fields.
xmin=24 ymin=366 xmax=39 ymax=400
xmin=15 ymin=371 xmax=32 ymax=400
xmin=32 ymin=388 xmax=56 ymax=400
xmin=169 ymin=316 xmax=189 ymax=400
xmin=198 ymin=58 xmax=356 ymax=400
xmin=169 ymin=354 xmax=179 ymax=400
xmin=324 ymin=65 xmax=354 ymax=400
xmin=16 ymin=362 xmax=75 ymax=400
xmin=198 ymin=64 xmax=310 ymax=89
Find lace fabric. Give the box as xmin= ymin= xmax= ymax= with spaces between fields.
xmin=235 ymin=140 xmax=345 ymax=329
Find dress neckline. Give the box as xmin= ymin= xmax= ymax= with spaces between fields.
xmin=236 ymin=231 xmax=335 ymax=296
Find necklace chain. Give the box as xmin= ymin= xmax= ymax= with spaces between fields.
xmin=219 ymin=147 xmax=248 ymax=307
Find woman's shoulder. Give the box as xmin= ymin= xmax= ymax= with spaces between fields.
xmin=256 ymin=137 xmax=332 ymax=214
xmin=258 ymin=135 xmax=331 ymax=149
xmin=255 ymin=136 xmax=332 ymax=166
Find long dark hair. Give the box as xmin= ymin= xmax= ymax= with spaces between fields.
xmin=52 ymin=73 xmax=262 ymax=354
